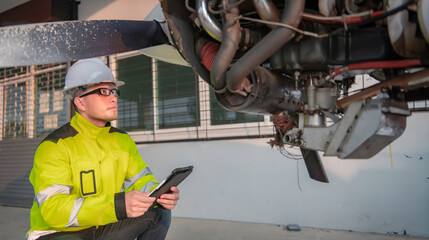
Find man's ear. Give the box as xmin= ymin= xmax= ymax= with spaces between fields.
xmin=73 ymin=97 xmax=85 ymax=112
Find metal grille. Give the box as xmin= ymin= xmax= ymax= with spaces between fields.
xmin=3 ymin=81 xmax=28 ymax=139
xmin=0 ymin=66 xmax=30 ymax=79
xmin=34 ymin=63 xmax=69 ymax=137
xmin=1 ymin=63 xmax=69 ymax=140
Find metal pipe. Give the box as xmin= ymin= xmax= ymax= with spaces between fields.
xmin=197 ymin=0 xmax=223 ymax=42
xmin=253 ymin=0 xmax=281 ymax=28
xmin=226 ymin=0 xmax=304 ymax=93
xmin=210 ymin=4 xmax=241 ymax=92
xmin=337 ymin=68 xmax=429 ymax=109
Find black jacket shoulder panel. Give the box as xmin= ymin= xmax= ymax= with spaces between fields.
xmin=109 ymin=126 xmax=128 ymax=135
xmin=41 ymin=123 xmax=78 ymax=144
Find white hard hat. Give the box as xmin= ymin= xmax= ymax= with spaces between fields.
xmin=63 ymin=58 xmax=125 ymax=95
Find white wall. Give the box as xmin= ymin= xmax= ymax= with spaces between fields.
xmin=78 ymin=0 xmax=429 ymax=237
xmin=140 ymin=112 xmax=429 ymax=237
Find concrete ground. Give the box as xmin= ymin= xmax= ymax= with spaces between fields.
xmin=1 ymin=205 xmax=427 ymax=240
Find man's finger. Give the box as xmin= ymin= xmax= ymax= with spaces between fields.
xmin=170 ymin=187 xmax=180 ymax=193
xmin=160 ymin=187 xmax=180 ymax=199
xmin=132 ymin=191 xmax=156 ymax=203
xmin=157 ymin=199 xmax=177 ymax=210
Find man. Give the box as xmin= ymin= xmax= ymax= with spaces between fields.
xmin=27 ymin=58 xmax=180 ymax=240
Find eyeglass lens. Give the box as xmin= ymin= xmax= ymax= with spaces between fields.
xmin=79 ymin=88 xmax=120 ymax=98
xmin=99 ymin=89 xmax=120 ymax=97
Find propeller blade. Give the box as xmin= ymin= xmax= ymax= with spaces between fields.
xmin=0 ymin=20 xmax=169 ymax=67
xmin=300 ymin=148 xmax=329 ymax=183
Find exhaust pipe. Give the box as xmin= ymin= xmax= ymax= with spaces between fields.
xmin=197 ymin=0 xmax=223 ymax=42
xmin=253 ymin=0 xmax=281 ymax=28
xmin=226 ymin=0 xmax=304 ymax=94
xmin=210 ymin=3 xmax=242 ymax=92
xmin=204 ymin=0 xmax=304 ymax=95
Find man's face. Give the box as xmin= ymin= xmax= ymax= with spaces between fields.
xmin=74 ymin=82 xmax=119 ymax=127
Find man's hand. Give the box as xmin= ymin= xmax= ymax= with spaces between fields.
xmin=125 ymin=190 xmax=156 ymax=218
xmin=157 ymin=187 xmax=180 ymax=210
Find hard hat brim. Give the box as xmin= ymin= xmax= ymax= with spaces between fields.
xmin=63 ymin=80 xmax=125 ymax=94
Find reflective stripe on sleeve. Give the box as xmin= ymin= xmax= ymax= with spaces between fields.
xmin=65 ymin=197 xmax=85 ymax=227
xmin=140 ymin=180 xmax=158 ymax=192
xmin=122 ymin=167 xmax=153 ymax=190
xmin=27 ymin=230 xmax=59 ymax=240
xmin=35 ymin=184 xmax=73 ymax=207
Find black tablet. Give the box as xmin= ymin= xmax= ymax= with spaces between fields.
xmin=148 ymin=166 xmax=193 ymax=199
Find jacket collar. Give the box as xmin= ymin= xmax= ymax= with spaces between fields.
xmin=70 ymin=112 xmax=111 ymax=138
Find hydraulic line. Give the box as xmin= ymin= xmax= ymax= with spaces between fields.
xmin=329 ymin=59 xmax=423 ymax=79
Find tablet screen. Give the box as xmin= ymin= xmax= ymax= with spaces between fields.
xmin=148 ymin=166 xmax=193 ymax=198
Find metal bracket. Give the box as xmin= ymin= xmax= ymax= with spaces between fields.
xmin=325 ymin=100 xmax=364 ymax=156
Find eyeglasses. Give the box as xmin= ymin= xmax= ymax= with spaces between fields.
xmin=79 ymin=88 xmax=120 ymax=98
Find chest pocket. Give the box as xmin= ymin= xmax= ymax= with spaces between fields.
xmin=73 ymin=160 xmax=101 ymax=197
xmin=81 ymin=169 xmax=96 ymax=196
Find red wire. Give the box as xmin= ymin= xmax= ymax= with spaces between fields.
xmin=330 ymin=59 xmax=422 ymax=78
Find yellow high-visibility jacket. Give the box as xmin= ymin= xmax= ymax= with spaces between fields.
xmin=27 ymin=112 xmax=158 ymax=238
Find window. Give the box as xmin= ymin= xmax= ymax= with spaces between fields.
xmin=116 ymin=55 xmax=200 ymax=133
xmin=34 ymin=63 xmax=69 ymax=137
xmin=155 ymin=60 xmax=199 ymax=129
xmin=117 ymin=55 xmax=154 ymax=131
